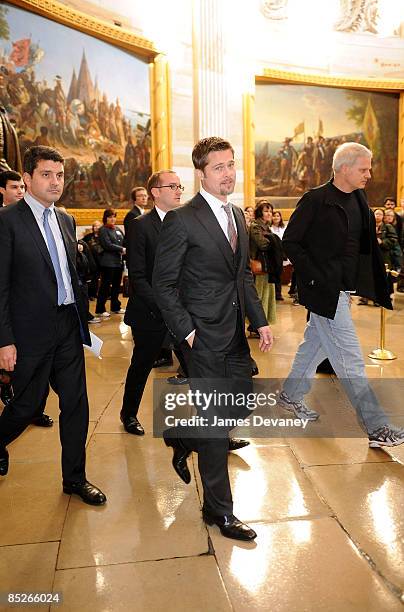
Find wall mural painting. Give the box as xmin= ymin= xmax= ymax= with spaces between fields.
xmin=255 ymin=82 xmax=399 ymax=206
xmin=0 ymin=3 xmax=151 ymax=208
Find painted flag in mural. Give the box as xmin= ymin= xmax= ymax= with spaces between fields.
xmin=10 ymin=38 xmax=30 ymax=67
xmin=294 ymin=121 xmax=305 ymax=137
xmin=362 ymin=97 xmax=379 ymax=150
xmin=318 ymin=118 xmax=324 ymax=137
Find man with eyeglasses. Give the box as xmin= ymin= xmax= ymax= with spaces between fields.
xmin=153 ymin=137 xmax=273 ymax=541
xmin=120 ymin=170 xmax=187 ymax=435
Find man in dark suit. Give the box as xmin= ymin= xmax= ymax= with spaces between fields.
xmin=0 ymin=146 xmax=106 ymax=505
xmin=280 ymin=142 xmax=404 ymax=448
xmin=0 ymin=169 xmax=54 ymax=427
xmin=153 ymin=137 xmax=273 ymax=541
xmin=123 ymin=186 xmax=147 ymax=238
xmin=120 ymin=170 xmax=184 ymax=435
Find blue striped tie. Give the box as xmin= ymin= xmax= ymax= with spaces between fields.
xmin=43 ymin=208 xmax=67 ymax=305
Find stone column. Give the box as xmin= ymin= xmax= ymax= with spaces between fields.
xmin=192 ymin=0 xmax=228 ymax=140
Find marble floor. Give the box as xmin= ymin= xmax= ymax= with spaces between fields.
xmin=1 ymin=293 xmax=404 ymax=611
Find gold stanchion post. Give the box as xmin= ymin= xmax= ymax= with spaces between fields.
xmin=368 ymin=268 xmax=398 ymax=360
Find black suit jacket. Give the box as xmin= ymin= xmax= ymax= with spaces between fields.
xmin=0 ymin=199 xmax=90 ymax=351
xmin=152 ymin=193 xmax=267 ymax=351
xmin=123 ymin=206 xmax=143 ymax=242
xmin=124 ymin=207 xmax=166 ymax=332
xmin=283 ymin=180 xmax=392 ymax=319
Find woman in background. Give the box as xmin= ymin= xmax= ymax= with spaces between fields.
xmin=95 ymin=208 xmax=126 ymax=317
xmin=271 ymin=210 xmax=288 ymax=301
xmin=249 ymin=201 xmax=282 ymax=328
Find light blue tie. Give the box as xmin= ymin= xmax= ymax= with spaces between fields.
xmin=43 ymin=208 xmax=67 ymax=305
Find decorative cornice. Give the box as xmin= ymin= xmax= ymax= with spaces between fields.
xmin=258 ymin=68 xmax=404 ymax=92
xmin=7 ymin=0 xmax=158 ymax=60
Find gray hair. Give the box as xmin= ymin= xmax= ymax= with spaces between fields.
xmin=332 ymin=142 xmax=372 ymax=173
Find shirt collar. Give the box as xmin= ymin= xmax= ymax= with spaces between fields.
xmin=25 ymin=192 xmax=55 ymax=221
xmin=154 ymin=205 xmax=166 ymax=221
xmin=200 ymin=186 xmax=229 ymax=210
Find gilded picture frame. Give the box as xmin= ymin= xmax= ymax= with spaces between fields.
xmin=1 ymin=0 xmax=171 ymax=225
xmin=244 ymin=68 xmax=404 ymax=219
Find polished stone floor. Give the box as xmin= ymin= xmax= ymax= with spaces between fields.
xmin=1 ymin=293 xmax=404 ymax=611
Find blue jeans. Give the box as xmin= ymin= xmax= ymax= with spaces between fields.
xmin=283 ymin=291 xmax=387 ymax=433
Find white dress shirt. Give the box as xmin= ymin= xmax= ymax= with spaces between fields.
xmin=25 ymin=193 xmax=75 ymax=304
xmin=155 ymin=205 xmax=167 ymax=222
xmin=200 ymin=186 xmax=238 ymax=242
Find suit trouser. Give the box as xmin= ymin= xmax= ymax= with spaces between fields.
xmin=0 ymin=305 xmax=89 ymax=484
xmin=121 ymin=327 xmax=167 ymax=418
xmin=175 ymin=342 xmax=251 ymax=516
xmin=122 ymin=326 xmax=190 ymax=418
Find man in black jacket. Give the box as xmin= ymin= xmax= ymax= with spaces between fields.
xmin=123 ymin=186 xmax=147 ymax=239
xmin=0 ymin=169 xmax=54 ymax=427
xmin=120 ymin=170 xmax=183 ymax=436
xmin=0 ymin=146 xmax=106 ymax=504
xmin=280 ymin=142 xmax=404 ymax=448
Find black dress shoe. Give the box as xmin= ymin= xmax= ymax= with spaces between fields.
xmin=120 ymin=413 xmax=145 ymax=436
xmin=229 ymin=438 xmax=250 ymax=451
xmin=0 ymin=383 xmax=13 ymax=405
xmin=31 ymin=414 xmax=54 ymax=427
xmin=153 ymin=357 xmax=174 ymax=368
xmin=167 ymin=375 xmax=188 ymax=385
xmin=0 ymin=448 xmax=9 ymax=476
xmin=164 ymin=437 xmax=191 ymax=484
xmin=202 ymin=510 xmax=257 ymax=541
xmin=63 ymin=480 xmax=107 ymax=505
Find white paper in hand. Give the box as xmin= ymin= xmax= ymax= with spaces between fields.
xmin=84 ymin=331 xmax=103 ymax=358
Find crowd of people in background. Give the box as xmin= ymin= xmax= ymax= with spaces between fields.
xmin=243 ymin=194 xmax=404 ymax=318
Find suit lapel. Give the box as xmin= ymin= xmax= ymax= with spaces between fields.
xmin=149 ymin=207 xmax=162 ymax=233
xmin=191 ymin=193 xmax=235 ymax=271
xmin=17 ymin=199 xmax=54 ymax=273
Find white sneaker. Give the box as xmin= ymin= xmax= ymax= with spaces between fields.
xmin=111 ymin=308 xmax=125 ymax=314
xmin=98 ymin=312 xmax=111 ymax=318
xmin=278 ymin=390 xmax=320 ymax=421
xmin=89 ymin=317 xmax=102 ymax=324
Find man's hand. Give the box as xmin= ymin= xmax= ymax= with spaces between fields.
xmin=257 ymin=326 xmax=273 ymax=352
xmin=187 ymin=331 xmax=195 ymax=348
xmin=0 ymin=344 xmax=17 ymax=371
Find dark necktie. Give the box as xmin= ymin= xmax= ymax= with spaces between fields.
xmin=222 ymin=203 xmax=237 ymax=253
xmin=43 ymin=208 xmax=67 ymax=305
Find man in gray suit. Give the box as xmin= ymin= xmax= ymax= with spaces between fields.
xmin=153 ymin=137 xmax=272 ymax=541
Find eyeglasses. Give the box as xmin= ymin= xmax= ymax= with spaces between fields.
xmin=157 ymin=184 xmax=185 ymax=192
